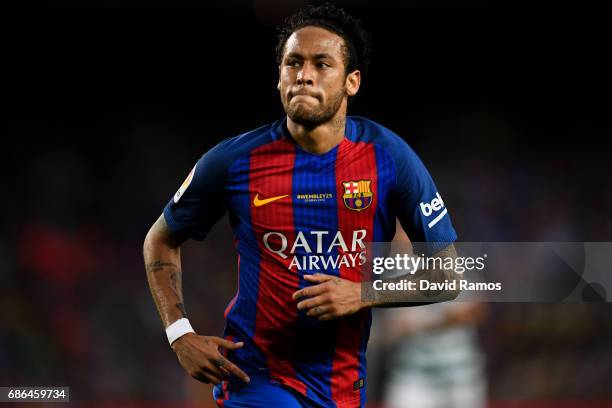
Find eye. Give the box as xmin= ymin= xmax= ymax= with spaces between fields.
xmin=286 ymin=60 xmax=301 ymax=67
xmin=317 ymin=62 xmax=330 ymax=68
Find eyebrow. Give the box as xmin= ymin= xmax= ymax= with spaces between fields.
xmin=285 ymin=52 xmax=335 ymax=60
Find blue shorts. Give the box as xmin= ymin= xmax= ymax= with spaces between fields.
xmin=213 ymin=375 xmax=317 ymax=408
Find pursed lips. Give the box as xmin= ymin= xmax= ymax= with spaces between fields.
xmin=290 ymin=89 xmax=320 ymax=100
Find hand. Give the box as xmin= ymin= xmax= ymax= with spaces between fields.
xmin=171 ymin=333 xmax=250 ymax=385
xmin=292 ymin=273 xmax=364 ymax=321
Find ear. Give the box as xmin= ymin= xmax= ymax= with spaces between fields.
xmin=277 ymin=66 xmax=281 ymax=91
xmin=345 ymin=70 xmax=361 ymax=97
xmin=277 ymin=80 xmax=281 ymax=91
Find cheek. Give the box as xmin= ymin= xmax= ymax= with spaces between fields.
xmin=280 ymin=69 xmax=295 ymax=84
xmin=279 ymin=74 xmax=293 ymax=94
xmin=321 ymin=75 xmax=346 ymax=98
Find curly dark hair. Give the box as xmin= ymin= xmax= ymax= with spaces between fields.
xmin=276 ymin=3 xmax=372 ymax=78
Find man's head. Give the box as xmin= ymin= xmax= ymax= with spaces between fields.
xmin=276 ymin=3 xmax=371 ymax=128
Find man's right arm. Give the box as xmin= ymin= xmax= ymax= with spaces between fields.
xmin=144 ymin=214 xmax=187 ymax=328
xmin=143 ymin=214 xmax=250 ymax=385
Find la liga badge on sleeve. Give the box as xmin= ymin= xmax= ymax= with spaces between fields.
xmin=174 ymin=164 xmax=197 ymax=203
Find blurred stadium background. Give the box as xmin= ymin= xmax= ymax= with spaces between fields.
xmin=2 ymin=0 xmax=611 ymax=406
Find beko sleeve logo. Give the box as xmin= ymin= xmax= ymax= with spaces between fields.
xmin=419 ymin=192 xmax=448 ymax=228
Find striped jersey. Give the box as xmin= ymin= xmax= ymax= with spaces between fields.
xmin=163 ymin=116 xmax=457 ymax=407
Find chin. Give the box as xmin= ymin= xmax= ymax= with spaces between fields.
xmin=289 ymin=116 xmax=321 ymax=128
xmin=286 ymin=105 xmax=316 ymax=123
xmin=287 ymin=108 xmax=325 ymax=127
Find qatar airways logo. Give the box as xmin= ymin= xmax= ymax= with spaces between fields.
xmin=263 ymin=230 xmax=368 ymax=271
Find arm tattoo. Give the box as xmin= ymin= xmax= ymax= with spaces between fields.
xmin=146 ymin=261 xmax=178 ymax=273
xmin=364 ymin=244 xmax=460 ymax=306
xmin=144 ymin=214 xmax=188 ymax=326
xmin=167 ymin=269 xmax=186 ymax=316
xmin=175 ymin=302 xmax=187 ymax=317
xmin=170 ymin=270 xmax=184 ymax=301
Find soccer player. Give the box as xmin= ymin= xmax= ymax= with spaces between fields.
xmin=382 ymin=303 xmax=487 ymax=408
xmin=143 ymin=4 xmax=458 ymax=407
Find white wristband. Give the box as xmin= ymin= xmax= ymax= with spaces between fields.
xmin=166 ymin=318 xmax=195 ymax=346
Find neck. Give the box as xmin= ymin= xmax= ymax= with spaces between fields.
xmin=287 ymin=111 xmax=347 ymax=155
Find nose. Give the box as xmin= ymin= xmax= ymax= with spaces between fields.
xmin=296 ymin=62 xmax=315 ymax=86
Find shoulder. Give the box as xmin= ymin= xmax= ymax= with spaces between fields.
xmin=194 ymin=118 xmax=283 ymax=174
xmin=346 ymin=116 xmax=423 ymax=168
xmin=202 ymin=120 xmax=280 ymax=162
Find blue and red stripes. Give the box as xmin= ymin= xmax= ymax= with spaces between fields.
xmin=248 ymin=139 xmax=308 ymax=395
xmin=223 ymin=126 xmax=397 ymax=407
xmin=330 ymin=139 xmax=378 ymax=407
xmin=291 ymin=143 xmax=342 ymax=404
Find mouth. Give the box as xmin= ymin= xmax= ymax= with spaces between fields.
xmin=290 ymin=90 xmax=319 ymax=101
xmin=292 ymin=94 xmax=317 ymax=101
xmin=290 ymin=95 xmax=320 ymax=106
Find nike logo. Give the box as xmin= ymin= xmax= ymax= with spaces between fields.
xmin=253 ymin=193 xmax=289 ymax=207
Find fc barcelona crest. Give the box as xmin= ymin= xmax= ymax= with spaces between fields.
xmin=342 ymin=180 xmax=373 ymax=211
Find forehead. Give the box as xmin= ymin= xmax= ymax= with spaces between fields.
xmin=283 ymin=26 xmax=346 ymax=60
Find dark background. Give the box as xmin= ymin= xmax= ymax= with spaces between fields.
xmin=2 ymin=0 xmax=611 ymax=406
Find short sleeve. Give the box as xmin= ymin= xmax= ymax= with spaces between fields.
xmin=163 ymin=144 xmax=229 ymax=241
xmin=393 ymin=142 xmax=457 ymax=253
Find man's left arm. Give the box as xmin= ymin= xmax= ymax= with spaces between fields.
xmin=294 ymin=137 xmax=460 ymax=320
xmin=293 ymin=243 xmax=460 ymax=321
